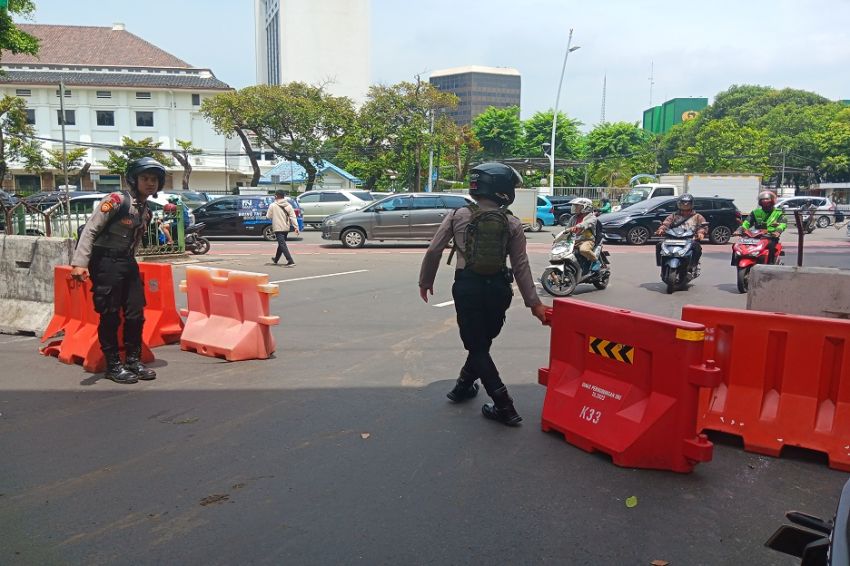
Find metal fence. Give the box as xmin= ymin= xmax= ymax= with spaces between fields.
xmin=551 ymin=186 xmax=630 ymax=202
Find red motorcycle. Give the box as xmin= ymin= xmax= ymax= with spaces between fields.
xmin=731 ymin=228 xmax=784 ymax=293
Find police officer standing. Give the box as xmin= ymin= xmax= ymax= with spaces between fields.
xmin=419 ymin=163 xmax=547 ymax=426
xmin=70 ymin=157 xmax=165 ymax=384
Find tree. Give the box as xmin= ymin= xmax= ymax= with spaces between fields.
xmin=0 ymin=1 xmax=39 ymax=65
xmin=99 ymin=137 xmax=175 ymax=177
xmin=200 ymin=90 xmax=263 ymax=186
xmin=584 ymin=121 xmax=656 ymax=186
xmin=472 ymin=106 xmax=521 ymax=158
xmin=171 ymin=139 xmax=202 ymax=190
xmin=520 ymin=110 xmax=585 ymax=185
xmin=0 ymin=94 xmax=42 ymax=183
xmin=436 ymin=118 xmax=480 ymax=182
xmin=668 ymin=118 xmax=770 ymax=176
xmin=816 ymin=107 xmax=850 ymax=182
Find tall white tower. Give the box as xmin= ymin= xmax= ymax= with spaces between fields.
xmin=255 ymin=0 xmax=371 ymax=104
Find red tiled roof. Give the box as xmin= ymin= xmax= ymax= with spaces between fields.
xmin=3 ymin=24 xmax=192 ymax=69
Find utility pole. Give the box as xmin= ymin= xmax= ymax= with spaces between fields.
xmin=780 ymin=148 xmax=786 ymax=193
xmin=648 ymin=61 xmax=655 ymax=106
xmin=600 ymin=73 xmax=607 ymax=124
xmin=58 ymin=81 xmax=72 ymax=237
xmin=426 ymin=110 xmax=435 ymax=192
xmin=549 ymin=28 xmax=580 ymax=195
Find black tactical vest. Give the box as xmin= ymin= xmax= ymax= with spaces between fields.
xmin=93 ymin=193 xmax=148 ymax=252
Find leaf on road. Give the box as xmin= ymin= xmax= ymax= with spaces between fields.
xmin=651 ymin=560 xmax=670 ymax=566
xmin=360 ymin=433 xmax=371 ymax=440
xmin=625 ymin=495 xmax=638 ymax=508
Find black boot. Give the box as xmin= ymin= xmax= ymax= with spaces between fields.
xmin=104 ymin=353 xmax=138 ymax=384
xmin=446 ymin=369 xmax=479 ymax=403
xmin=125 ymin=347 xmax=156 ymax=381
xmin=482 ymin=386 xmax=522 ymax=426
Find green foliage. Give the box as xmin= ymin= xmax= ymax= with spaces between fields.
xmin=0 ymin=0 xmax=39 ymax=65
xmin=98 ymin=137 xmax=175 ymax=176
xmin=668 ymin=117 xmax=770 ymax=175
xmin=816 ymin=107 xmax=850 ymax=181
xmin=585 ymin=121 xmax=656 ymax=186
xmin=0 ymin=94 xmax=42 ymax=180
xmin=520 ymin=110 xmax=582 ymax=159
xmin=472 ymin=106 xmax=522 ymax=157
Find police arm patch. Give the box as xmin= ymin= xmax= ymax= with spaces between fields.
xmin=100 ymin=201 xmax=115 ymax=213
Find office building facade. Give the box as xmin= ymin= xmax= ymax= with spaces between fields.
xmin=429 ymin=66 xmax=521 ymax=126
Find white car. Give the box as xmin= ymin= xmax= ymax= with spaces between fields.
xmin=776 ymin=196 xmax=837 ymax=228
xmin=297 ymin=189 xmax=374 ymax=227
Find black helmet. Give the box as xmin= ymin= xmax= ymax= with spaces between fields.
xmin=126 ymin=157 xmax=166 ymax=192
xmin=677 ymin=193 xmax=694 ymax=212
xmin=469 ymin=162 xmax=522 ymax=206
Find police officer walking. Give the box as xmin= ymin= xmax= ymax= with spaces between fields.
xmin=70 ymin=157 xmax=165 ymax=384
xmin=419 ymin=163 xmax=547 ymax=426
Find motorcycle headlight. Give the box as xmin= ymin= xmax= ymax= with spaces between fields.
xmin=551 ymin=244 xmax=570 ymax=255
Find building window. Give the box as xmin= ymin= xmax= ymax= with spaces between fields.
xmin=135 ymin=92 xmax=152 ymax=100
xmin=15 ymin=175 xmax=42 ymax=195
xmin=55 ymin=89 xmax=72 ymax=97
xmin=15 ymin=89 xmax=31 ymax=97
xmin=192 ymin=93 xmax=201 ymax=106
xmin=57 ymin=109 xmax=76 ymax=126
xmin=264 ymin=151 xmax=275 ymax=161
xmin=135 ymin=111 xmax=154 ymax=127
xmin=96 ymin=91 xmax=112 ymax=99
xmin=96 ymin=110 xmax=115 ymax=127
xmin=25 ymin=109 xmax=35 ymax=125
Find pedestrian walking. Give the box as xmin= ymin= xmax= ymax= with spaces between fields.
xmin=266 ymin=189 xmax=300 ymax=266
xmin=419 ymin=162 xmax=548 ymax=426
xmin=70 ymin=157 xmax=164 ymax=384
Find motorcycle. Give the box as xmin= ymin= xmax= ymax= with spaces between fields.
xmin=765 ymin=478 xmax=849 ymax=565
xmin=540 ymin=229 xmax=611 ymax=297
xmin=185 ymin=222 xmax=211 ymax=255
xmin=731 ymin=228 xmax=784 ymax=293
xmin=658 ymin=226 xmax=702 ymax=294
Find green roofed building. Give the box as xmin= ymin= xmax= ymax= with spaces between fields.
xmin=642 ymin=97 xmax=708 ymax=134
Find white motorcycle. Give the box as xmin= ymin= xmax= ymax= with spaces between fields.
xmin=540 ymin=230 xmax=611 ymax=297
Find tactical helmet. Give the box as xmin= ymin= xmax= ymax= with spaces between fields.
xmin=758 ymin=190 xmax=776 ymax=210
xmin=126 ymin=157 xmax=166 ymax=192
xmin=677 ymin=193 xmax=694 ymax=213
xmin=469 ymin=162 xmax=522 ymax=206
xmin=569 ymin=197 xmax=593 ymax=214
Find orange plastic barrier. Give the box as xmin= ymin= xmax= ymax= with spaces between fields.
xmin=682 ymin=305 xmax=850 ymax=472
xmin=179 ymin=266 xmax=279 ymax=361
xmin=40 ymin=265 xmax=154 ymax=373
xmin=138 ymin=262 xmax=184 ymax=347
xmin=538 ymin=299 xmax=721 ymax=473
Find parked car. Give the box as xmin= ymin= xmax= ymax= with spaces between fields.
xmin=600 ymin=196 xmax=741 ymax=245
xmin=23 ymin=190 xmax=95 ymax=211
xmin=322 ymin=192 xmax=474 ymax=248
xmin=532 ymin=195 xmax=556 ymax=231
xmin=23 ymin=193 xmax=104 ymax=237
xmin=297 ymin=189 xmax=374 ymax=227
xmin=776 ymin=196 xmax=837 ymax=228
xmin=192 ymin=195 xmax=303 ymax=240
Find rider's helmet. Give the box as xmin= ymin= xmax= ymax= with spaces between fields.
xmin=569 ymin=197 xmax=593 ymax=215
xmin=677 ymin=193 xmax=695 ymax=213
xmin=469 ymin=162 xmax=522 ymax=206
xmin=126 ymin=157 xmax=166 ymax=194
xmin=758 ymin=190 xmax=777 ymax=212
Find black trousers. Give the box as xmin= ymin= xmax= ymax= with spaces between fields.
xmin=273 ymin=231 xmax=294 ymax=264
xmin=452 ymin=269 xmax=513 ymax=397
xmin=89 ymin=252 xmax=146 ymax=356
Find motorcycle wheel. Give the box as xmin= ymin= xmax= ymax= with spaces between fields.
xmin=663 ymin=267 xmax=677 ymax=294
xmin=592 ymin=268 xmax=611 ymax=290
xmin=736 ymin=265 xmax=750 ymax=294
xmin=541 ymin=267 xmax=577 ymax=297
xmin=191 ymin=237 xmax=211 ymax=255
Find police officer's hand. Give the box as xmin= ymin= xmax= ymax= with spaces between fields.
xmin=70 ymin=266 xmax=89 ymax=281
xmin=419 ymin=286 xmax=433 ymax=303
xmin=531 ymin=303 xmax=547 ymax=324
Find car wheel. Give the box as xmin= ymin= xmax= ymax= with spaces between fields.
xmin=816 ymin=215 xmax=830 ymax=228
xmin=341 ymin=227 xmax=366 ymax=248
xmin=531 ymin=219 xmax=543 ymax=232
xmin=626 ymin=226 xmax=650 ymax=245
xmin=262 ymin=225 xmax=276 ymax=241
xmin=558 ymin=213 xmax=571 ymax=226
xmin=710 ymin=225 xmax=732 ymax=245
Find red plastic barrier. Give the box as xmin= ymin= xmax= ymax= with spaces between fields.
xmin=179 ymin=266 xmax=279 ymax=361
xmin=682 ymin=305 xmax=850 ymax=472
xmin=138 ymin=262 xmax=184 ymax=347
xmin=538 ymin=299 xmax=721 ymax=473
xmin=40 ymin=265 xmax=154 ymax=373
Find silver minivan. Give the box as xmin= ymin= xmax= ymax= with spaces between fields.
xmin=322 ymin=192 xmax=473 ymax=248
xmin=297 ymin=189 xmax=374 ymax=227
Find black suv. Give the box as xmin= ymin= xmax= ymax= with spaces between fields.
xmin=600 ymin=196 xmax=742 ymax=245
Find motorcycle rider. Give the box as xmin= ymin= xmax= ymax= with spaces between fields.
xmin=598 ymin=197 xmax=612 ymax=214
xmin=566 ymin=197 xmax=600 ymax=271
xmin=738 ymin=190 xmax=786 ymax=264
xmin=654 ymin=194 xmax=707 ymax=269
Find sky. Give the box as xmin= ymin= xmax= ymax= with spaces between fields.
xmin=24 ymin=0 xmax=850 ymax=131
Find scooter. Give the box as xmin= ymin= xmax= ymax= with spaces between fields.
xmin=765 ymin=478 xmax=849 ymax=565
xmin=540 ymin=230 xmax=611 ymax=297
xmin=731 ymin=228 xmax=784 ymax=293
xmin=658 ymin=226 xmax=701 ymax=294
xmin=185 ymin=222 xmax=211 ymax=255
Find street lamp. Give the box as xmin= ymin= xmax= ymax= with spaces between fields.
xmin=548 ymin=29 xmax=580 ymax=196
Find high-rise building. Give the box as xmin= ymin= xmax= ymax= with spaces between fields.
xmin=255 ymin=0 xmax=370 ymax=104
xmin=429 ymin=66 xmax=521 ymax=126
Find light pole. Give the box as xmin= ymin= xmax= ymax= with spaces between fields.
xmin=548 ymin=29 xmax=580 ymax=196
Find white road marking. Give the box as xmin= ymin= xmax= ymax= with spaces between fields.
xmin=433 ymin=300 xmax=455 ymax=308
xmin=0 ymin=336 xmax=38 ymax=345
xmin=270 ymin=269 xmax=369 ymax=284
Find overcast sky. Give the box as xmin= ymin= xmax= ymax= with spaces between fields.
xmin=27 ymin=0 xmax=850 ymax=130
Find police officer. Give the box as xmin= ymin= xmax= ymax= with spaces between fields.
xmin=70 ymin=157 xmax=165 ymax=384
xmin=419 ymin=163 xmax=547 ymax=426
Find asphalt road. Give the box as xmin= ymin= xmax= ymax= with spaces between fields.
xmin=1 ymin=225 xmax=848 ymax=565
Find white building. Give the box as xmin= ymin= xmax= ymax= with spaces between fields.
xmin=254 ymin=0 xmax=371 ymax=104
xmin=0 ymin=23 xmax=255 ymax=194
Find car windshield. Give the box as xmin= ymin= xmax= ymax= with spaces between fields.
xmin=622 ymin=189 xmax=649 ymax=205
